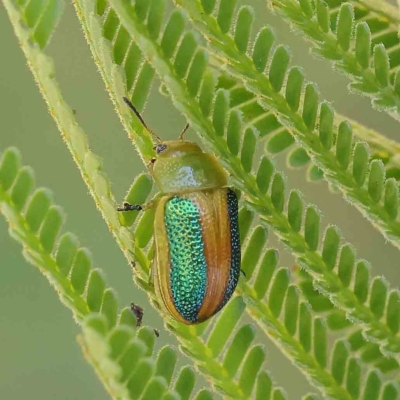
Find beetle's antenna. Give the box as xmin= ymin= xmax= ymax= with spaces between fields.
xmin=178 ymin=123 xmax=190 ymax=141
xmin=123 ymin=97 xmax=162 ymax=143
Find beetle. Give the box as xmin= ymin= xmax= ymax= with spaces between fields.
xmin=118 ymin=97 xmax=241 ymax=324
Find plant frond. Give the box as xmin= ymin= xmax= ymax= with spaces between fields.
xmin=106 ymin=0 xmax=400 ymax=359
xmin=0 ymin=144 xmax=292 ymax=399
xmin=16 ymin=0 xmax=64 ymax=49
xmin=123 ymin=173 xmax=398 ymax=397
xmin=177 ymin=0 xmax=400 ymax=251
xmin=75 ymin=0 xmax=158 ymax=163
xmin=298 ymin=270 xmax=400 ymax=375
xmin=0 ymin=146 xmax=210 ymax=398
xmin=80 ymin=313 xmax=215 ymax=400
xmin=66 ymin=4 xmax=293 ymax=395
xmin=269 ymin=0 xmax=400 ymax=121
xmin=2 ymin=0 xmax=149 ymax=280
xmin=238 ymin=208 xmax=400 ymax=399
xmin=0 ymin=146 xmax=97 ymax=320
xmin=7 ymin=0 xmax=400 ymax=398
xmin=216 ymin=73 xmax=400 ymax=184
xmin=4 ymin=3 xmax=289 ymax=398
xmin=169 ymin=296 xmax=289 ymax=399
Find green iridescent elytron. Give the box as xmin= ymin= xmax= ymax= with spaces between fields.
xmin=164 ymin=197 xmax=207 ymax=322
xmin=119 ymin=98 xmax=241 ymax=324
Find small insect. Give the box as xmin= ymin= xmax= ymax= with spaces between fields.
xmin=130 ymin=302 xmax=159 ymax=337
xmin=119 ymin=97 xmax=241 ymax=324
xmin=130 ymin=302 xmax=144 ymax=327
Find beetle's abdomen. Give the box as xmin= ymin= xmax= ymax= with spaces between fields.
xmin=153 ymin=188 xmax=241 ymax=324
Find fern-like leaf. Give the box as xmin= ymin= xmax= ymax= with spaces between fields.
xmin=125 ymin=161 xmax=394 ymax=397
xmin=2 ymin=0 xmax=152 ymax=283
xmin=17 ymin=0 xmax=64 ymax=49
xmin=4 ymin=2 xmax=291 ymax=398
xmin=76 ymin=0 xmax=157 ymax=163
xmin=80 ymin=313 xmax=215 ymax=400
xmin=269 ymin=0 xmax=400 ymax=120
xmin=239 ymin=207 xmax=399 ymax=399
xmin=7 ymin=0 xmax=400 ymax=397
xmin=298 ymin=271 xmax=400 ymax=375
xmin=107 ymin=0 xmax=400 ymax=359
xmin=0 ymin=146 xmax=145 ymax=328
xmin=170 ymin=297 xmax=291 ymax=399
xmin=178 ymin=0 xmax=400 ymax=251
xmin=0 ymin=146 xmax=213 ymax=398
xmin=64 ymin=0 xmax=332 ymax=395
xmin=218 ymin=74 xmax=400 ymax=184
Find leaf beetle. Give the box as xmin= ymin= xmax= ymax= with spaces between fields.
xmin=119 ymin=97 xmax=241 ymax=324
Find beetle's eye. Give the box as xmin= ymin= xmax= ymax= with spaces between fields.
xmin=156 ymin=143 xmax=167 ymax=154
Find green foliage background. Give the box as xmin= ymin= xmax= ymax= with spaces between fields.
xmin=1 ymin=0 xmax=400 ymax=399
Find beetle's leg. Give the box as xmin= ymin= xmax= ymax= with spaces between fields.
xmin=147 ymin=157 xmax=156 ymax=171
xmin=178 ymin=123 xmax=190 ymax=140
xmin=117 ymin=200 xmax=154 ymax=212
xmin=117 ymin=202 xmax=143 ymax=212
xmin=130 ymin=302 xmax=159 ymax=336
xmin=240 ymin=269 xmax=247 ymax=278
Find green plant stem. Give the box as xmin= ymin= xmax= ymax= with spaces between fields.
xmin=110 ymin=0 xmax=400 ymax=358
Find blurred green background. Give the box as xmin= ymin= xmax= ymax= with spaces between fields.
xmin=1 ymin=1 xmax=400 ymax=399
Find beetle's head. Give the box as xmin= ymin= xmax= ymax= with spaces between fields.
xmin=153 ymin=140 xmax=202 ymax=158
